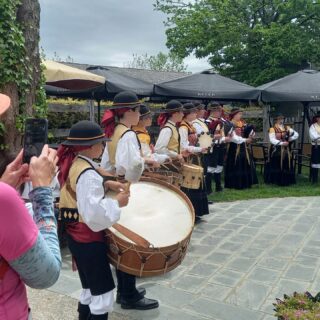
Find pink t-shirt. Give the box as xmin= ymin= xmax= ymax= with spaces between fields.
xmin=0 ymin=182 xmax=38 ymax=320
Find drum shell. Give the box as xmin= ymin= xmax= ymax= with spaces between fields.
xmin=181 ymin=164 xmax=204 ymax=189
xmin=105 ymin=177 xmax=194 ymax=277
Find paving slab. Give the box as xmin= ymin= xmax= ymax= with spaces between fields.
xmin=28 ymin=196 xmax=320 ymax=320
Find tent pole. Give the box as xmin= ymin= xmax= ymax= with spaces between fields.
xmin=97 ymin=100 xmax=101 ymax=125
xmin=298 ymin=103 xmax=307 ymax=174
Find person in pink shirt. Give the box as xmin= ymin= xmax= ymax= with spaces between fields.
xmin=0 ymin=93 xmax=61 ymax=320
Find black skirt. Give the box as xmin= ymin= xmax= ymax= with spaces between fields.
xmin=181 ymin=186 xmax=209 ymax=217
xmin=264 ymin=145 xmax=296 ymax=186
xmin=224 ymin=143 xmax=258 ymax=189
xmin=311 ymin=145 xmax=320 ymax=168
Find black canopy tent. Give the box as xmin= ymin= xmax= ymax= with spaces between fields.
xmin=258 ymin=69 xmax=320 ymax=173
xmin=45 ymin=66 xmax=154 ymax=123
xmin=154 ymin=70 xmax=260 ymax=101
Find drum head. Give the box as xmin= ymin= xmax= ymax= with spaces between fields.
xmin=110 ymin=180 xmax=194 ymax=248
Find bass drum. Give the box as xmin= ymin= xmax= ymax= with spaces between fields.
xmin=105 ymin=177 xmax=195 ymax=277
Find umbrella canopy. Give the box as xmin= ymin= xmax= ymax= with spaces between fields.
xmin=45 ymin=65 xmax=154 ymax=99
xmin=258 ymin=70 xmax=320 ymax=102
xmin=86 ymin=66 xmax=154 ymax=97
xmin=154 ymin=70 xmax=259 ymax=101
xmin=43 ymin=60 xmax=105 ymax=90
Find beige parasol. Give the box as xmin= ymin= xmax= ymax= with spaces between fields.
xmin=43 ymin=60 xmax=105 ymax=90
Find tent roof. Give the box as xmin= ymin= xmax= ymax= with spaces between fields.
xmin=258 ymin=70 xmax=320 ymax=102
xmin=154 ymin=70 xmax=259 ymax=101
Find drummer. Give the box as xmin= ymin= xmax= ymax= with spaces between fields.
xmin=132 ymin=104 xmax=169 ymax=165
xmin=57 ymin=120 xmax=130 ymax=320
xmin=154 ymin=100 xmax=185 ymax=161
xmin=192 ymin=102 xmax=214 ymax=198
xmin=179 ymin=102 xmax=209 ymax=221
xmin=100 ymin=91 xmax=159 ymax=311
xmin=206 ymin=102 xmax=231 ymax=192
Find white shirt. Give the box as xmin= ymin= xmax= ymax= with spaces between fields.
xmin=154 ymin=121 xmax=179 ymax=158
xmin=76 ymin=156 xmax=121 ymax=232
xmin=309 ymin=123 xmax=320 ymax=145
xmin=22 ymin=175 xmax=60 ymax=200
xmin=140 ymin=142 xmax=169 ymax=164
xmin=269 ymin=126 xmax=299 ymax=146
xmin=179 ymin=126 xmax=202 ymax=153
xmin=101 ymin=131 xmax=144 ymax=182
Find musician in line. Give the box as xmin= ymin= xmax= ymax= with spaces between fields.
xmin=132 ymin=104 xmax=169 ymax=165
xmin=154 ymin=100 xmax=185 ymax=161
xmin=206 ymin=102 xmax=231 ymax=192
xmin=101 ymin=91 xmax=159 ymax=311
xmin=179 ymin=102 xmax=209 ymax=221
xmin=224 ymin=108 xmax=257 ymax=189
xmin=264 ymin=113 xmax=299 ymax=186
xmin=309 ymin=112 xmax=320 ymax=183
xmin=57 ymin=120 xmax=130 ymax=320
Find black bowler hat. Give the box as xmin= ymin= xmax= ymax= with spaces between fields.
xmin=110 ymin=91 xmax=140 ymax=109
xmin=62 ymin=120 xmax=109 ymax=146
xmin=194 ymin=101 xmax=205 ymax=110
xmin=139 ymin=104 xmax=152 ymax=118
xmin=229 ymin=108 xmax=243 ymax=120
xmin=207 ymin=101 xmax=222 ymax=111
xmin=273 ymin=113 xmax=285 ymax=120
xmin=183 ymin=102 xmax=198 ymax=113
xmin=160 ymin=100 xmax=183 ymax=113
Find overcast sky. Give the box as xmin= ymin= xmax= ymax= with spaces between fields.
xmin=39 ymin=0 xmax=211 ymax=73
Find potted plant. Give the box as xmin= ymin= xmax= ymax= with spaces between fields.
xmin=274 ymin=292 xmax=320 ymax=319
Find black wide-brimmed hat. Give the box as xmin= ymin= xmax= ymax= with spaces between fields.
xmin=314 ymin=111 xmax=320 ymax=118
xmin=183 ymin=102 xmax=198 ymax=113
xmin=62 ymin=120 xmax=109 ymax=146
xmin=159 ymin=100 xmax=183 ymax=113
xmin=139 ymin=104 xmax=152 ymax=118
xmin=229 ymin=108 xmax=243 ymax=119
xmin=109 ymin=91 xmax=141 ymax=109
xmin=273 ymin=113 xmax=285 ymax=120
xmin=194 ymin=101 xmax=205 ymax=110
xmin=207 ymin=101 xmax=222 ymax=111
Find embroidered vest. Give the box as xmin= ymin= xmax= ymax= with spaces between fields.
xmin=180 ymin=120 xmax=197 ymax=146
xmin=270 ymin=125 xmax=289 ymax=141
xmin=133 ymin=126 xmax=151 ymax=146
xmin=107 ymin=124 xmax=131 ymax=166
xmin=193 ymin=119 xmax=209 ymax=133
xmin=59 ymin=157 xmax=94 ymax=223
xmin=162 ymin=121 xmax=180 ymax=153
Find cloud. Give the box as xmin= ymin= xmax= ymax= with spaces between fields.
xmin=39 ymin=0 xmax=210 ymax=73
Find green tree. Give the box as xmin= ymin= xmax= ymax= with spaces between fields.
xmin=125 ymin=51 xmax=188 ymax=72
xmin=154 ymin=0 xmax=320 ymax=85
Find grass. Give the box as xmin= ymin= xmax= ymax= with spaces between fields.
xmin=208 ymin=168 xmax=320 ymax=203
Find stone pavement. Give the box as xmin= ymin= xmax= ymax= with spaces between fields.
xmin=29 ymin=196 xmax=320 ymax=320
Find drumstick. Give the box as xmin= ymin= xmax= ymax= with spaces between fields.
xmin=125 ymin=181 xmax=131 ymax=192
xmin=112 ymin=223 xmax=151 ymax=248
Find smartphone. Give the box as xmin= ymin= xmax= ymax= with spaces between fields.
xmin=23 ymin=118 xmax=48 ymax=163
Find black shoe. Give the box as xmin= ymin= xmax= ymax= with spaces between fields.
xmin=116 ymin=287 xmax=146 ymax=304
xmin=89 ymin=314 xmax=108 ymax=319
xmin=121 ymin=297 xmax=159 ymax=310
xmin=215 ymin=186 xmax=223 ymax=192
xmin=208 ymin=200 xmax=214 ymax=205
xmin=195 ymin=216 xmax=202 ymax=224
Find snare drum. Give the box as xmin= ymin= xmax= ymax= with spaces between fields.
xmin=181 ymin=163 xmax=204 ymax=189
xmin=105 ymin=177 xmax=194 ymax=277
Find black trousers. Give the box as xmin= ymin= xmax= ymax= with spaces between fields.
xmin=67 ymin=236 xmax=115 ymax=295
xmin=116 ymin=270 xmax=142 ymax=302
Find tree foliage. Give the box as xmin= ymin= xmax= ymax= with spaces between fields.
xmin=125 ymin=51 xmax=187 ymax=72
xmin=154 ymin=0 xmax=320 ymax=85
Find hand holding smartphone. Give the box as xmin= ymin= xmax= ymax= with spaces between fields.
xmin=23 ymin=118 xmax=48 ymax=164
